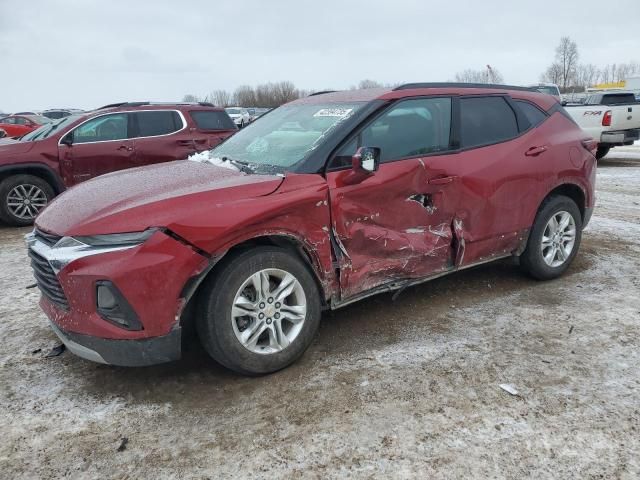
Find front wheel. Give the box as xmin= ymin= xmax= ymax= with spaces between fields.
xmin=197 ymin=247 xmax=322 ymax=375
xmin=520 ymin=195 xmax=582 ymax=280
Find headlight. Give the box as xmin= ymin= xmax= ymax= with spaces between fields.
xmin=74 ymin=229 xmax=157 ymax=247
xmin=28 ymin=229 xmax=157 ymax=273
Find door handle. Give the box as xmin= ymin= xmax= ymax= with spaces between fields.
xmin=429 ymin=175 xmax=458 ymax=185
xmin=117 ymin=145 xmax=133 ymax=152
xmin=178 ymin=139 xmax=196 ymax=146
xmin=525 ymin=145 xmax=547 ymax=156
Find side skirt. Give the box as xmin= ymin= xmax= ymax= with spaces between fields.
xmin=330 ymin=253 xmax=513 ymax=310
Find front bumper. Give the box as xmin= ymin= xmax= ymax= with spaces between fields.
xmin=50 ymin=321 xmax=181 ymax=366
xmin=28 ymin=229 xmax=209 ymax=365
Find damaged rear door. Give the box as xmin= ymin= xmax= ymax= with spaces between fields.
xmin=326 ymin=97 xmax=460 ymax=299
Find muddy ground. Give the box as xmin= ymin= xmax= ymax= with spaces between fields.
xmin=1 ymin=148 xmax=639 ymax=479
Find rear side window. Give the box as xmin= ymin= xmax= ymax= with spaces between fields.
xmin=515 ymin=100 xmax=547 ymax=128
xmin=190 ymin=110 xmax=236 ymax=130
xmin=460 ymin=97 xmax=518 ymax=148
xmin=133 ymin=111 xmax=183 ymax=137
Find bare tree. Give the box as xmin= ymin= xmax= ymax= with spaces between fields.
xmin=182 ymin=94 xmax=200 ymax=102
xmin=233 ymin=85 xmax=256 ymax=107
xmin=210 ymin=89 xmax=232 ymax=107
xmin=541 ymin=62 xmax=563 ymax=85
xmin=454 ymin=66 xmax=504 ymax=84
xmin=358 ymin=79 xmax=384 ymax=89
xmin=554 ymin=37 xmax=579 ymax=89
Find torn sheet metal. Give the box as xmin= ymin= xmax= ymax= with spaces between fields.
xmin=326 ymin=158 xmax=457 ymax=299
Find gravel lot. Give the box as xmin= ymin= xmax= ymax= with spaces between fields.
xmin=1 ymin=147 xmax=639 ymax=479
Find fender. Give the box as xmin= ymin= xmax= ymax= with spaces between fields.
xmin=0 ymin=162 xmax=66 ymax=194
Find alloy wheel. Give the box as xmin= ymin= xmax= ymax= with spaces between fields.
xmin=231 ymin=268 xmax=306 ymax=354
xmin=541 ymin=211 xmax=576 ymax=267
xmin=6 ymin=184 xmax=48 ymax=220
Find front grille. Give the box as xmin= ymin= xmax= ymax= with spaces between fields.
xmin=28 ymin=248 xmax=69 ymax=309
xmin=34 ymin=229 xmax=62 ymax=247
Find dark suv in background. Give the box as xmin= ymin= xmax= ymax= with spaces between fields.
xmin=0 ymin=102 xmax=237 ymax=226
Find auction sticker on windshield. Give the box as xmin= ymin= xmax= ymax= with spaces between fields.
xmin=313 ymin=108 xmax=353 ymax=117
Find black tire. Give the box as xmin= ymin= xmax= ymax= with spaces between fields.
xmin=595 ymin=146 xmax=610 ymax=160
xmin=0 ymin=174 xmax=55 ymax=227
xmin=240 ymin=120 xmax=245 ymax=128
xmin=196 ymin=246 xmax=322 ymax=375
xmin=520 ymin=195 xmax=582 ymax=280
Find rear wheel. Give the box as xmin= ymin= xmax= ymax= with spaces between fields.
xmin=0 ymin=174 xmax=55 ymax=226
xmin=197 ymin=247 xmax=321 ymax=375
xmin=520 ymin=195 xmax=582 ymax=280
xmin=595 ymin=146 xmax=610 ymax=160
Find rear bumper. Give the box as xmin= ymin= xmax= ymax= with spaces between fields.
xmin=600 ymin=129 xmax=640 ymax=146
xmin=49 ymin=321 xmax=181 ymax=366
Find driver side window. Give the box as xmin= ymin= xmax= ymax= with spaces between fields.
xmin=331 ymin=97 xmax=453 ymax=168
xmin=71 ymin=113 xmax=129 ymax=144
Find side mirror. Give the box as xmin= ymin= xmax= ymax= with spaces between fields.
xmin=341 ymin=147 xmax=380 ymax=185
xmin=352 ymin=147 xmax=380 ymax=174
xmin=60 ymin=133 xmax=73 ymax=146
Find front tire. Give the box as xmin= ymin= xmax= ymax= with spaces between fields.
xmin=196 ymin=246 xmax=322 ymax=375
xmin=0 ymin=174 xmax=54 ymax=226
xmin=520 ymin=195 xmax=582 ymax=280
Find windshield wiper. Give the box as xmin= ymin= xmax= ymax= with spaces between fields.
xmin=221 ymin=156 xmax=254 ymax=174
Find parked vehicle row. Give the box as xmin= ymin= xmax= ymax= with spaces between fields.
xmin=0 ymin=102 xmax=237 ymax=226
xmin=27 ymin=83 xmax=596 ymax=375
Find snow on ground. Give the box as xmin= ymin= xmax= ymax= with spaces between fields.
xmin=0 ymin=147 xmax=639 ymax=478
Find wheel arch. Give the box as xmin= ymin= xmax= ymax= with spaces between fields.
xmin=0 ymin=163 xmax=65 ymax=195
xmin=538 ymin=182 xmax=586 ymax=222
xmin=177 ymin=233 xmax=332 ymax=332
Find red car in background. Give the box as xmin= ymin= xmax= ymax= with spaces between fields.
xmin=28 ymin=84 xmax=597 ymax=374
xmin=0 ymin=114 xmax=52 ymax=137
xmin=0 ymin=102 xmax=237 ymax=225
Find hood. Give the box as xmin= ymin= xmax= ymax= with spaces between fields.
xmin=0 ymin=137 xmax=36 ymax=153
xmin=36 ymin=160 xmax=284 ymax=236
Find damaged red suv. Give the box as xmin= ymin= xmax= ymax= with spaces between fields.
xmin=28 ymin=84 xmax=596 ymax=374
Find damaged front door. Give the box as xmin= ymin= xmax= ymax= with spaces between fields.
xmin=326 ymin=97 xmax=460 ymax=299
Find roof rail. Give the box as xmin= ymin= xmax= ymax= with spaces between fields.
xmin=308 ymin=90 xmax=338 ymax=97
xmin=97 ymin=101 xmax=218 ymax=110
xmin=393 ymin=83 xmax=536 ymax=92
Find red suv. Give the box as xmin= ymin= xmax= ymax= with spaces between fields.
xmin=0 ymin=102 xmax=236 ymax=226
xmin=28 ymin=84 xmax=596 ymax=374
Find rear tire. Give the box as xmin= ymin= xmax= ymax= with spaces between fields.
xmin=196 ymin=246 xmax=322 ymax=375
xmin=595 ymin=146 xmax=610 ymax=160
xmin=520 ymin=195 xmax=582 ymax=280
xmin=0 ymin=174 xmax=55 ymax=227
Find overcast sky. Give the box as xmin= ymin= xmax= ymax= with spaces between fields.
xmin=1 ymin=0 xmax=638 ymax=112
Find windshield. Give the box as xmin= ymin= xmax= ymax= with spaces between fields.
xmin=210 ymin=102 xmax=363 ymax=172
xmin=20 ymin=114 xmax=81 ymax=142
xmin=226 ymin=108 xmax=241 ymax=115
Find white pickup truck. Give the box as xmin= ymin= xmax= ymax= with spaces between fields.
xmin=565 ymin=92 xmax=640 ymax=159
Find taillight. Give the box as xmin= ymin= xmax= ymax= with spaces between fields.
xmin=581 ymin=139 xmax=598 ymax=155
xmin=602 ymin=110 xmax=612 ymax=126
